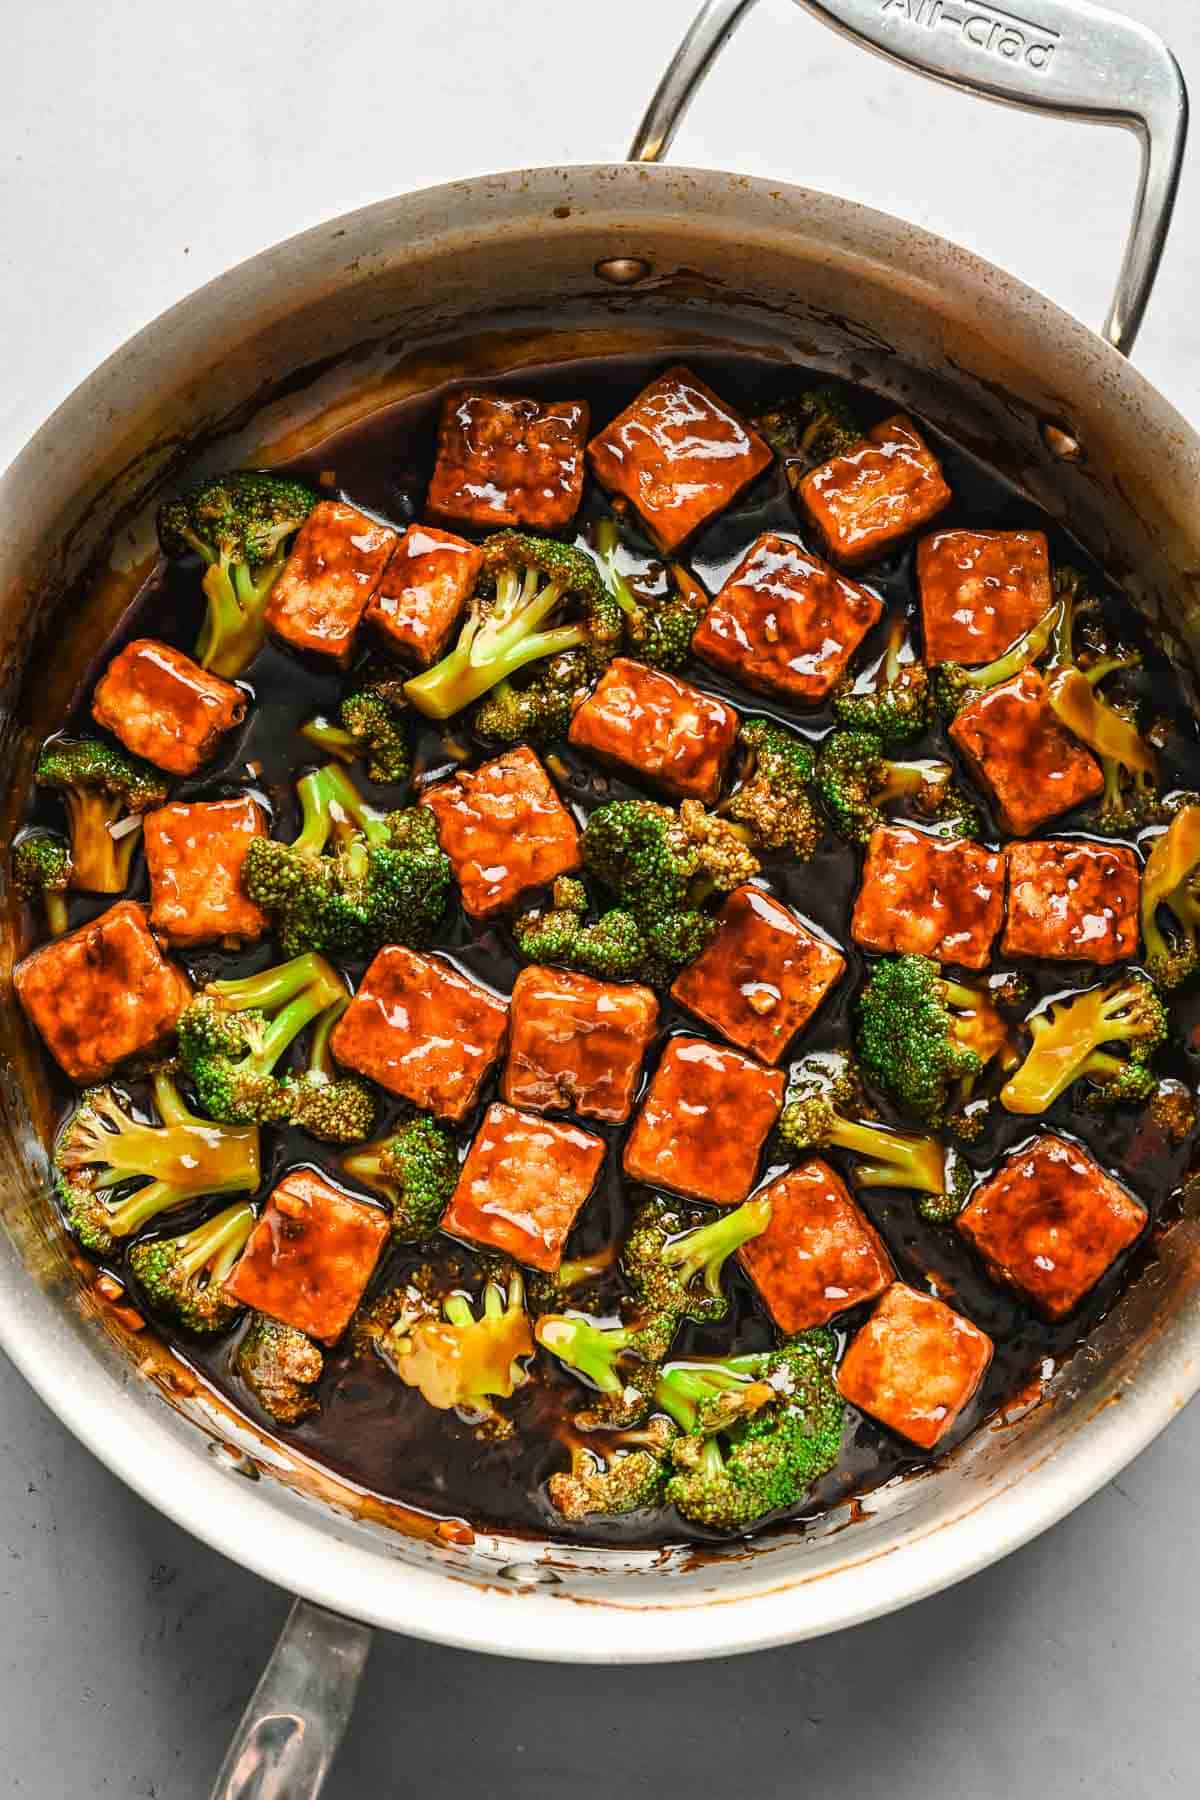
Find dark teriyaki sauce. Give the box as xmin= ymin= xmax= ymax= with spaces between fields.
xmin=29 ymin=347 xmax=1200 ymax=1549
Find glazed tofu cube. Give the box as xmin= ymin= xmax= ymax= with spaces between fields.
xmin=949 ymin=670 xmax=1103 ymax=837
xmin=851 ymin=825 xmax=1005 ymax=970
xmin=623 ymin=1035 xmax=785 ymax=1206
xmin=918 ymin=528 xmax=1053 ymax=664
xmin=441 ymin=1102 xmax=606 ymax=1271
xmin=143 ymin=795 xmax=268 ymax=948
xmin=14 ymin=900 xmax=191 ymax=1083
xmin=502 ymin=965 xmax=659 ymax=1123
xmin=692 ymin=532 xmax=883 ymax=703
xmin=799 ymin=415 xmax=951 ymax=568
xmin=671 ymin=885 xmax=845 ymax=1064
xmin=421 ymin=746 xmax=580 ymax=920
xmin=224 ymin=1169 xmax=389 ymax=1345
xmin=426 ymin=391 xmax=589 ymax=531
xmin=958 ymin=1134 xmax=1146 ymax=1320
xmin=329 ymin=946 xmax=508 ymax=1122
xmin=92 ymin=638 xmax=246 ymax=777
xmin=365 ymin=523 xmax=482 ymax=666
xmin=740 ymin=1159 xmax=894 ymax=1332
xmin=836 ymin=1283 xmax=993 ymax=1450
xmin=264 ymin=499 xmax=397 ymax=666
xmin=587 ymin=365 xmax=772 ymax=553
xmin=1002 ymin=839 xmax=1140 ymax=963
xmin=567 ymin=658 xmax=739 ymax=804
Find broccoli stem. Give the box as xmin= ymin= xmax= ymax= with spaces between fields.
xmin=172 ymin=1201 xmax=257 ymax=1286
xmin=293 ymin=763 xmax=391 ymax=856
xmin=876 ymin=758 xmax=949 ymax=805
xmin=830 ymin=1116 xmax=947 ymax=1191
xmin=307 ymin=996 xmax=348 ymax=1080
xmin=595 ymin=518 xmax=638 ymax=617
xmin=299 ymin=717 xmax=358 ymax=764
xmin=43 ymin=892 xmax=70 ymax=937
xmin=663 ymin=1197 xmax=772 ymax=1299
xmin=405 ymin=615 xmax=588 ymax=721
xmin=63 ymin=789 xmax=135 ymax=893
xmin=196 ymin=550 xmax=286 ymax=678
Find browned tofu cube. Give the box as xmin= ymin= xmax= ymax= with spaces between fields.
xmin=441 ymin=1102 xmax=605 ymax=1271
xmin=958 ymin=1134 xmax=1146 ymax=1320
xmin=421 ymin=746 xmax=580 ymax=920
xmin=502 ymin=965 xmax=659 ymax=1123
xmin=426 ymin=391 xmax=589 ymax=531
xmin=92 ymin=638 xmax=246 ymax=777
xmin=329 ymin=945 xmax=508 ymax=1121
xmin=224 ymin=1168 xmax=389 ymax=1345
xmin=740 ymin=1159 xmax=893 ymax=1331
xmin=671 ymin=885 xmax=845 ymax=1064
xmin=14 ymin=900 xmax=191 ymax=1083
xmin=143 ymin=795 xmax=268 ymax=948
xmin=950 ymin=669 xmax=1103 ymax=837
xmin=918 ymin=528 xmax=1053 ymax=664
xmin=623 ymin=1035 xmax=785 ymax=1206
xmin=264 ymin=500 xmax=397 ymax=666
xmin=799 ymin=415 xmax=951 ymax=568
xmin=364 ymin=523 xmax=482 ymax=666
xmin=567 ymin=658 xmax=739 ymax=804
xmin=587 ymin=366 xmax=772 ymax=553
xmin=1002 ymin=839 xmax=1140 ymax=963
xmin=851 ymin=826 xmax=1005 ymax=970
xmin=692 ymin=532 xmax=883 ymax=703
xmin=836 ymin=1283 xmax=993 ymax=1449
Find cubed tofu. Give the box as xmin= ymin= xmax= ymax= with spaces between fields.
xmin=949 ymin=669 xmax=1103 ymax=836
xmin=329 ymin=946 xmax=508 ymax=1121
xmin=623 ymin=1035 xmax=785 ymax=1206
xmin=91 ymin=638 xmax=246 ymax=777
xmin=740 ymin=1159 xmax=894 ymax=1331
xmin=224 ymin=1169 xmax=389 ymax=1345
xmin=364 ymin=523 xmax=483 ymax=665
xmin=426 ymin=391 xmax=589 ymax=531
xmin=851 ymin=825 xmax=1005 ymax=969
xmin=692 ymin=532 xmax=883 ymax=703
xmin=671 ymin=885 xmax=845 ymax=1064
xmin=421 ymin=745 xmax=580 ymax=920
xmin=918 ymin=528 xmax=1053 ymax=665
xmin=567 ymin=658 xmax=739 ymax=804
xmin=143 ymin=795 xmax=268 ymax=948
xmin=441 ymin=1102 xmax=605 ymax=1271
xmin=502 ymin=965 xmax=659 ymax=1123
xmin=264 ymin=499 xmax=397 ymax=666
xmin=836 ymin=1283 xmax=993 ymax=1450
xmin=799 ymin=415 xmax=951 ymax=568
xmin=958 ymin=1134 xmax=1146 ymax=1320
xmin=1002 ymin=839 xmax=1140 ymax=963
xmin=587 ymin=365 xmax=772 ymax=553
xmin=14 ymin=900 xmax=191 ymax=1083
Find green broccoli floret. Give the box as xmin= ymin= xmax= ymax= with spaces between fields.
xmin=300 ymin=672 xmax=412 ymax=785
xmin=342 ymin=1111 xmax=458 ymax=1241
xmin=1150 ymin=1078 xmax=1197 ymax=1144
xmin=535 ymin=1309 xmax=679 ymax=1429
xmin=584 ymin=795 xmax=759 ymax=919
xmin=856 ymin=955 xmax=1012 ymax=1126
xmin=931 ymin=599 xmax=1061 ymax=719
xmin=404 ymin=531 xmax=621 ymax=721
xmin=281 ymin=996 xmax=377 ymax=1144
xmin=241 ymin=762 xmax=450 ymax=958
xmin=54 ymin=1065 xmax=261 ymax=1255
xmin=128 ymin=1200 xmax=256 ymax=1333
xmin=512 ymin=878 xmax=664 ymax=982
xmin=12 ymin=828 xmax=72 ymax=936
xmin=1000 ymin=975 xmax=1167 ymax=1114
xmin=1043 ymin=568 xmax=1155 ymax=830
xmin=832 ymin=615 xmax=931 ymax=745
xmin=724 ymin=718 xmax=822 ymax=860
xmin=377 ymin=1268 xmax=534 ymax=1417
xmin=236 ymin=1313 xmax=324 ymax=1424
xmin=815 ymin=730 xmax=978 ymax=844
xmin=594 ymin=517 xmax=709 ymax=671
xmin=547 ymin=1417 xmax=679 ymax=1520
xmin=754 ymin=388 xmax=862 ymax=479
xmin=472 ymin=652 xmax=591 ymax=745
xmin=157 ymin=470 xmax=316 ymax=677
xmin=34 ymin=737 xmax=168 ymax=893
xmin=622 ymin=1194 xmax=772 ymax=1324
xmin=1141 ymin=805 xmax=1200 ymax=988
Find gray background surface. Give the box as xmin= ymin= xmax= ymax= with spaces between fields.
xmin=1 ymin=1 xmax=1197 ymax=1792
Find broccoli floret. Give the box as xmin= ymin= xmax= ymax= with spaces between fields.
xmin=856 ymin=955 xmax=1011 ymax=1126
xmin=377 ymin=1268 xmax=534 ymax=1416
xmin=157 ymin=470 xmax=316 ymax=678
xmin=241 ymin=762 xmax=451 ymax=958
xmin=1151 ymin=1078 xmax=1197 ymax=1144
xmin=281 ymin=996 xmax=377 ymax=1144
xmin=1000 ymin=975 xmax=1167 ymax=1114
xmin=754 ymin=388 xmax=862 ymax=477
xmin=54 ymin=1065 xmax=261 ymax=1255
xmin=547 ymin=1417 xmax=679 ymax=1520
xmin=404 ymin=531 xmax=621 ymax=721
xmin=301 ymin=673 xmax=412 ymax=785
xmin=512 ymin=878 xmax=665 ymax=982
xmin=931 ymin=599 xmax=1062 ymax=719
xmin=34 ymin=737 xmax=168 ymax=894
xmin=832 ymin=615 xmax=931 ymax=745
xmin=12 ymin=828 xmax=72 ymax=936
xmin=535 ymin=1309 xmax=678 ymax=1429
xmin=594 ymin=517 xmax=709 ymax=671
xmin=584 ymin=795 xmax=759 ymax=918
xmin=622 ymin=1194 xmax=772 ymax=1324
xmin=724 ymin=718 xmax=822 ymax=860
xmin=342 ymin=1112 xmax=458 ymax=1241
xmin=237 ymin=1313 xmax=324 ymax=1424
xmin=815 ymin=730 xmax=978 ymax=845
xmin=472 ymin=652 xmax=592 ymax=745
xmin=1141 ymin=804 xmax=1200 ymax=988
xmin=128 ymin=1200 xmax=256 ymax=1333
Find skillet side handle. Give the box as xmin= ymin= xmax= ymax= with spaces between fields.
xmin=209 ymin=1598 xmax=373 ymax=1800
xmin=629 ymin=0 xmax=1187 ymax=356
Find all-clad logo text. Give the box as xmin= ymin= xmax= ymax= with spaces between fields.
xmin=879 ymin=0 xmax=1059 ymax=71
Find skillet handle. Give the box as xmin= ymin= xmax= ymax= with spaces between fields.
xmin=208 ymin=1598 xmax=373 ymax=1800
xmin=629 ymin=0 xmax=1187 ymax=356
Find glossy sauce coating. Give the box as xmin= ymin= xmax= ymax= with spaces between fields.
xmin=950 ymin=669 xmax=1104 ymax=837
xmin=365 ymin=523 xmax=483 ymax=666
xmin=143 ymin=795 xmax=268 ymax=947
xmin=918 ymin=528 xmax=1052 ymax=665
xmin=421 ymin=745 xmax=581 ymax=920
xmin=502 ymin=965 xmax=659 ymax=1123
xmin=800 ymin=415 xmax=950 ymax=567
xmin=265 ymin=499 xmax=397 ymax=666
xmin=426 ymin=391 xmax=589 ymax=531
xmin=622 ymin=1035 xmax=785 ymax=1206
xmin=91 ymin=638 xmax=245 ymax=776
xmin=225 ymin=1169 xmax=389 ymax=1345
xmin=1002 ymin=839 xmax=1140 ymax=963
xmin=568 ymin=657 xmax=739 ymax=804
xmin=441 ymin=1101 xmax=606 ymax=1272
xmin=851 ymin=825 xmax=1005 ymax=969
xmin=740 ymin=1159 xmax=894 ymax=1332
xmin=836 ymin=1283 xmax=994 ymax=1450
